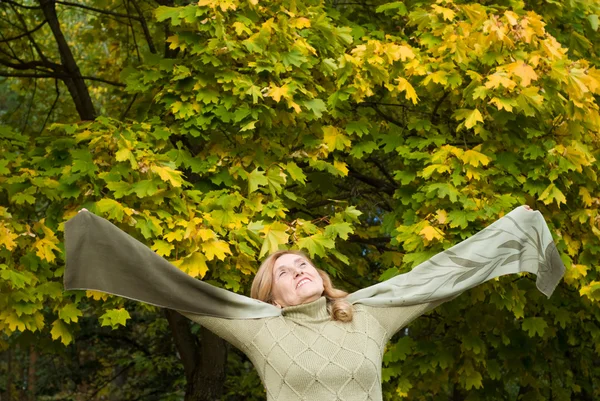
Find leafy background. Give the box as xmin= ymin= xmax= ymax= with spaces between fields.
xmin=0 ymin=0 xmax=599 ymax=399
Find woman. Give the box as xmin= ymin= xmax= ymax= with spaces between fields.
xmin=64 ymin=206 xmax=564 ymax=401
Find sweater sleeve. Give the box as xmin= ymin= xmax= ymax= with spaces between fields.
xmin=362 ymin=300 xmax=447 ymax=341
xmin=176 ymin=312 xmax=267 ymax=353
xmin=347 ymin=206 xmax=565 ymax=309
xmin=63 ymin=211 xmax=281 ymax=320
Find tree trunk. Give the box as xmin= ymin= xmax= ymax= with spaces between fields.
xmin=27 ymin=345 xmax=37 ymax=401
xmin=37 ymin=0 xmax=97 ymax=121
xmin=164 ymin=309 xmax=228 ymax=401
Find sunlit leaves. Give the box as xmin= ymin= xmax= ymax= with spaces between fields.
xmin=50 ymin=319 xmax=73 ymax=345
xmin=258 ymin=222 xmax=290 ymax=258
xmin=99 ymin=308 xmax=131 ymax=329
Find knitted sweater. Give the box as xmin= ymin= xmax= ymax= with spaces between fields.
xmin=63 ymin=206 xmax=565 ymax=401
xmin=179 ymin=297 xmax=441 ymax=401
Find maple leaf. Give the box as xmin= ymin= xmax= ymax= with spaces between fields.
xmin=539 ymin=183 xmax=567 ymax=206
xmin=175 ymin=252 xmax=209 ymax=278
xmin=396 ymin=77 xmax=418 ymax=104
xmin=152 ymin=240 xmax=174 ymax=257
xmin=508 ymin=61 xmax=538 ymax=87
xmin=99 ymin=308 xmax=131 ymax=329
xmin=268 ymin=84 xmax=291 ymax=102
xmin=59 ymin=303 xmax=83 ymax=324
xmin=419 ymin=225 xmax=444 ymax=242
xmin=297 ymin=234 xmax=335 ymax=258
xmin=259 ymin=222 xmax=289 ymax=258
xmin=202 ymin=240 xmax=232 ymax=261
xmin=50 ymin=319 xmax=73 ymax=345
xmin=461 ymin=149 xmax=491 ymax=167
xmin=324 ymin=222 xmax=354 ymax=240
xmin=323 ymin=126 xmax=351 ymax=151
xmin=521 ymin=317 xmax=548 ymax=337
xmin=247 ymin=167 xmax=269 ymax=193
xmin=151 ymin=164 xmax=185 ymax=187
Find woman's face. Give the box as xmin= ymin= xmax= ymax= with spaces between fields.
xmin=270 ymin=253 xmax=324 ymax=308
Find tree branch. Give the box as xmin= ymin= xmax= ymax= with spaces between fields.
xmin=129 ymin=0 xmax=156 ymax=53
xmin=0 ymin=20 xmax=47 ymax=43
xmin=55 ymin=0 xmax=141 ymax=21
xmin=0 ymin=71 xmax=126 ymax=86
xmin=347 ymin=165 xmax=395 ymax=195
xmin=366 ymin=156 xmax=398 ymax=189
xmin=0 ymin=0 xmax=41 ymax=9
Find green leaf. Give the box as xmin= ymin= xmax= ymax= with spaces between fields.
xmin=58 ymin=303 xmax=83 ymax=324
xmin=201 ymin=240 xmax=232 ymax=261
xmin=99 ymin=308 xmax=131 ymax=329
xmin=247 ymin=168 xmax=269 ymax=193
xmin=538 ymin=183 xmax=567 ymax=206
xmin=285 ymin=162 xmax=307 ymax=184
xmin=96 ymin=199 xmax=125 ymax=221
xmin=132 ymin=180 xmax=160 ymax=197
xmin=588 ymin=14 xmax=599 ymax=31
xmin=303 ymin=99 xmax=327 ymax=118
xmin=376 ymin=1 xmax=407 ymax=15
xmin=297 ymin=234 xmax=335 ymax=258
xmin=152 ymin=240 xmax=174 ymax=257
xmin=106 ymin=181 xmax=132 ymax=199
xmin=259 ymin=222 xmax=290 ymax=258
xmin=522 ymin=317 xmax=548 ymax=337
xmin=324 ymin=222 xmax=354 ymax=240
xmin=50 ymin=319 xmax=73 ymax=345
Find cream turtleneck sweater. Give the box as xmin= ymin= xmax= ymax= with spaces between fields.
xmin=181 ymin=296 xmax=437 ymax=401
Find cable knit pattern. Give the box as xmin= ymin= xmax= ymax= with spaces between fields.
xmin=180 ymin=297 xmax=436 ymax=401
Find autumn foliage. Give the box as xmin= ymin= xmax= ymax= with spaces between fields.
xmin=1 ymin=0 xmax=599 ymax=399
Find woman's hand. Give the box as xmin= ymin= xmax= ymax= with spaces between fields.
xmin=524 ymin=205 xmax=533 ymax=211
xmin=78 ymin=208 xmax=88 ymax=213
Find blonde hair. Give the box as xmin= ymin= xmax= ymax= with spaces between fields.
xmin=251 ymin=250 xmax=354 ymax=322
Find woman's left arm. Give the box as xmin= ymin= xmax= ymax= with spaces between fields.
xmin=347 ymin=206 xmax=564 ymax=313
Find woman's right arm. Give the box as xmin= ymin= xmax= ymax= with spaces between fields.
xmin=64 ymin=210 xmax=281 ymax=320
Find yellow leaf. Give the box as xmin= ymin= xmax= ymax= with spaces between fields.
xmin=504 ymin=10 xmax=519 ymax=25
xmin=291 ymin=17 xmax=311 ymax=28
xmin=436 ymin=210 xmax=448 ymax=224
xmin=485 ymin=73 xmax=516 ymax=90
xmin=396 ymin=77 xmax=418 ymax=104
xmin=175 ymin=252 xmax=209 ymax=278
xmin=462 ymin=149 xmax=491 ymax=167
xmin=86 ymin=290 xmax=109 ymax=301
xmin=151 ymin=165 xmax=184 ymax=187
xmin=323 ymin=126 xmax=351 ymax=151
xmin=34 ymin=237 xmax=60 ymax=263
xmin=419 ymin=225 xmax=444 ymax=242
xmin=397 ymin=45 xmax=415 ymax=61
xmin=564 ymin=264 xmax=588 ymax=285
xmin=508 ymin=62 xmax=538 ymax=87
xmin=539 ymin=183 xmax=567 ymax=206
xmin=50 ymin=319 xmax=73 ymax=345
xmin=236 ymin=254 xmax=256 ymax=275
xmin=0 ymin=223 xmax=17 ymax=251
xmin=259 ymin=222 xmax=289 ymax=258
xmin=197 ymin=228 xmax=217 ymax=241
xmin=464 ymin=109 xmax=484 ymax=129
xmin=579 ymin=187 xmax=593 ymax=207
xmin=4 ymin=311 xmax=25 ymax=332
xmin=268 ymin=84 xmax=291 ymax=102
xmin=432 ymin=5 xmax=455 ymax=21
xmin=201 ymin=239 xmax=232 ymax=261
xmin=334 ymin=160 xmax=349 ymax=176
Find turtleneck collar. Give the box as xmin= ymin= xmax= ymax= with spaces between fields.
xmin=282 ymin=296 xmax=330 ymax=321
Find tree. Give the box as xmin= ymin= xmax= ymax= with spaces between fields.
xmin=1 ymin=0 xmax=599 ymax=400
